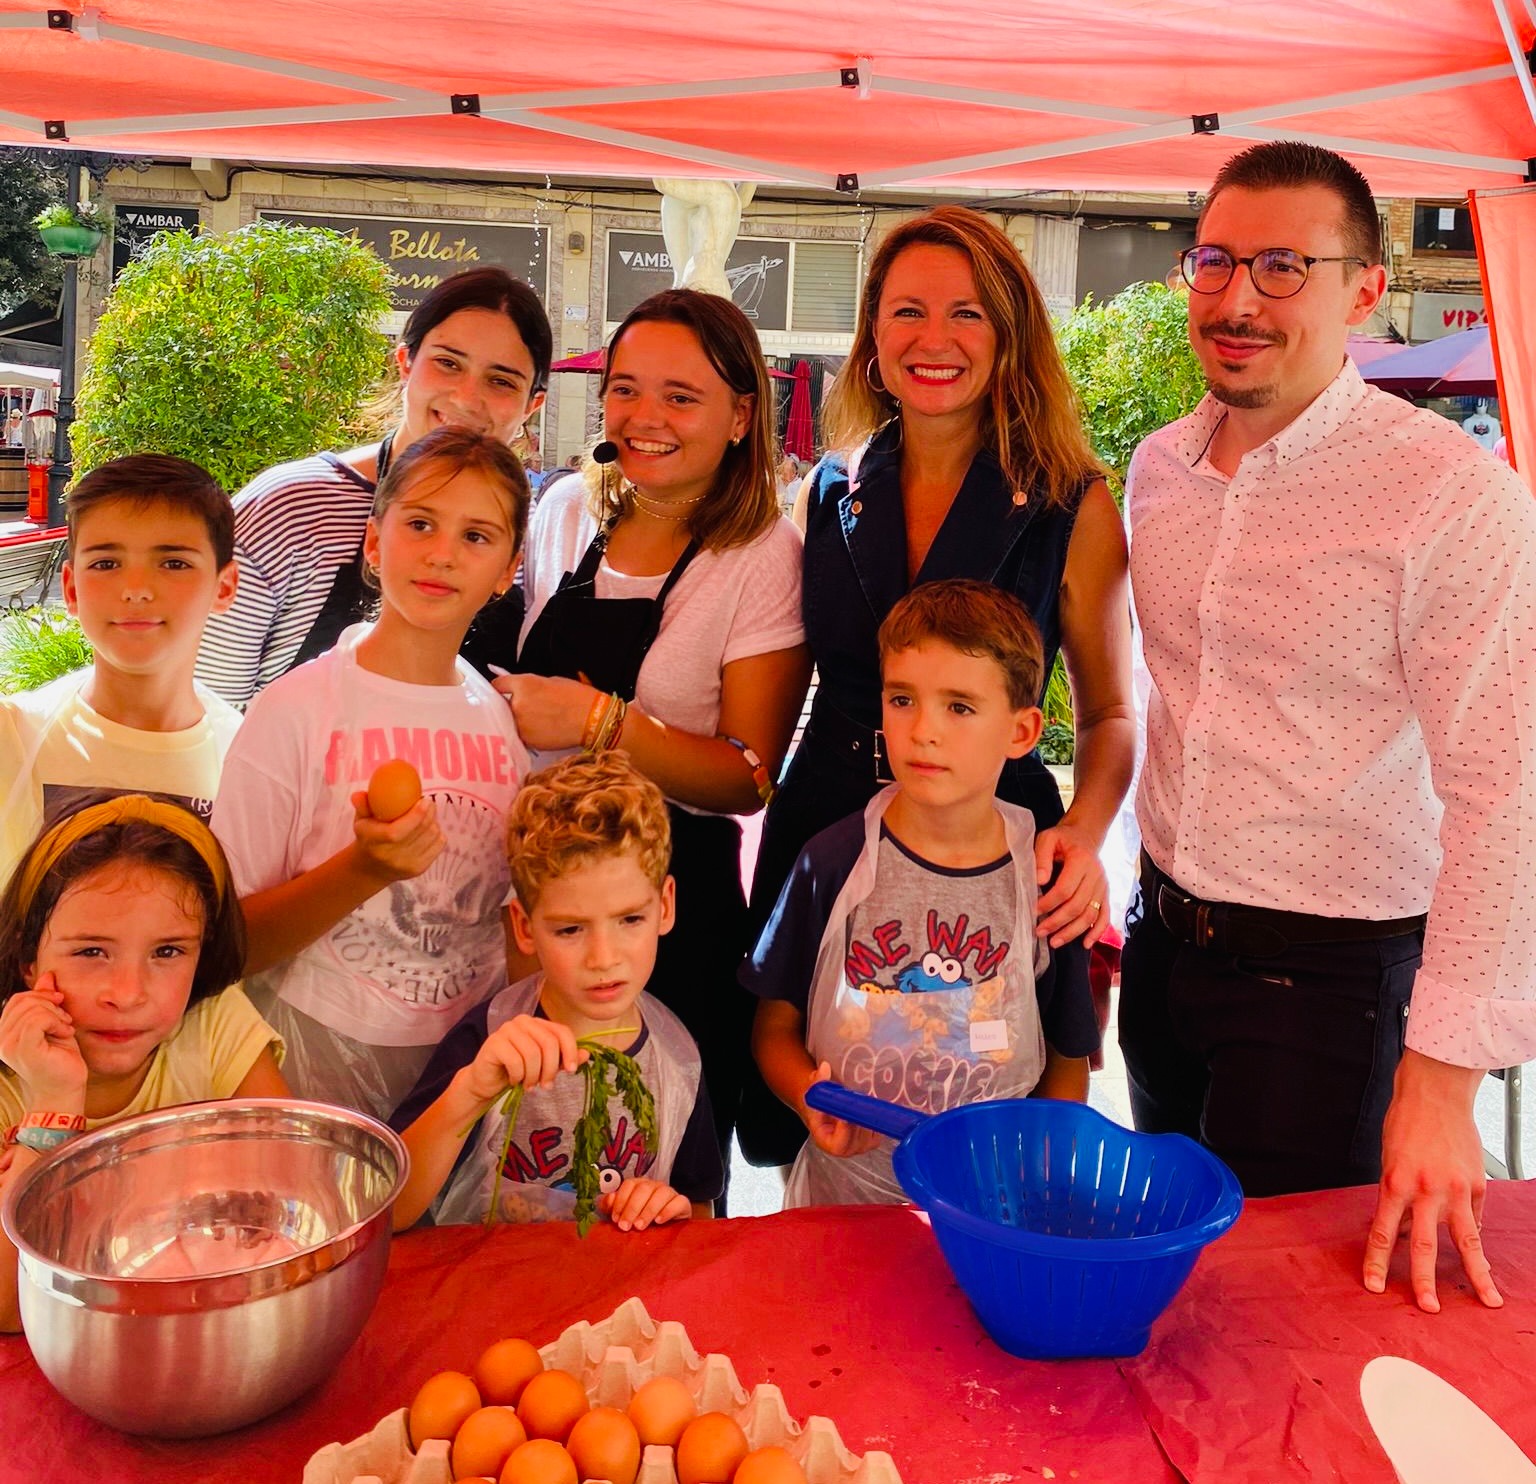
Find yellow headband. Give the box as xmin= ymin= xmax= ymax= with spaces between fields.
xmin=14 ymin=794 xmax=229 ymax=921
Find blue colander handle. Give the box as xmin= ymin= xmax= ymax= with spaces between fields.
xmin=804 ymin=1081 xmax=926 ymax=1140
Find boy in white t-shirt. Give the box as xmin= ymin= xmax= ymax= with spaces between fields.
xmin=0 ymin=455 xmax=241 ymax=886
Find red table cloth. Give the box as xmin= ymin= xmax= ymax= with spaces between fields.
xmin=4 ymin=1188 xmax=1536 ymax=1483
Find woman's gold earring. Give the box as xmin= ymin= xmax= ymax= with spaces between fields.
xmin=866 ymin=355 xmax=897 ymax=405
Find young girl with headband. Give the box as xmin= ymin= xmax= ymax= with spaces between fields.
xmin=211 ymin=427 xmax=531 ymax=1122
xmin=0 ymin=793 xmax=287 ymax=1332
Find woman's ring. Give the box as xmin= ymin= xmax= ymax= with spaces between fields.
xmin=1089 ymin=900 xmax=1102 ymax=916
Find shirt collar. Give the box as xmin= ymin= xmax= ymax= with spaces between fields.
xmin=1181 ymin=358 xmax=1371 ymax=472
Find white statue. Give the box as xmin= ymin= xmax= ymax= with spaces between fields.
xmin=654 ymin=178 xmax=757 ymax=298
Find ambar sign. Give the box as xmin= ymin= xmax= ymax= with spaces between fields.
xmin=259 ymin=211 xmax=549 ymax=309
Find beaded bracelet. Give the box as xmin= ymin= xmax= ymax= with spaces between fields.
xmin=595 ymin=695 xmax=629 ymax=752
xmin=720 ymin=735 xmax=776 ymax=806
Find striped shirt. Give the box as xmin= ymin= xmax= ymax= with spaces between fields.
xmin=195 ymin=454 xmax=376 ymax=708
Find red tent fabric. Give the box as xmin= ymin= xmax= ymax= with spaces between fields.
xmin=1471 ymin=185 xmax=1536 ymax=476
xmin=1 ymin=2 xmax=1533 ymax=195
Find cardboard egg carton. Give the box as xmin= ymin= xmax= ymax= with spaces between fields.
xmin=305 ymin=1296 xmax=902 ymax=1484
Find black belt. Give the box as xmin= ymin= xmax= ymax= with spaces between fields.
xmin=1142 ymin=853 xmax=1425 ymax=957
xmin=802 ymin=698 xmax=894 ymax=782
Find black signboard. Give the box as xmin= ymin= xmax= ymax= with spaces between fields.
xmin=606 ymin=231 xmax=790 ymax=329
xmin=259 ymin=212 xmax=549 ymax=312
xmin=111 ymin=204 xmax=200 ymax=280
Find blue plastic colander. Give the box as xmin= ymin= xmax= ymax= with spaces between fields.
xmin=805 ymin=1083 xmax=1243 ymax=1358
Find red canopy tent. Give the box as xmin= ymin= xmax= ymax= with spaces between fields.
xmin=0 ymin=2 xmax=1533 ymax=195
xmin=2 ymin=2 xmax=1534 ymax=474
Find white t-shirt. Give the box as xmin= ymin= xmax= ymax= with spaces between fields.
xmin=210 ymin=625 xmax=529 ymax=1047
xmin=0 ymin=670 xmax=242 ymax=887
xmin=518 ymin=476 xmax=805 ymax=806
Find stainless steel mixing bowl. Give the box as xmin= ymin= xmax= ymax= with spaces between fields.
xmin=1 ymin=1098 xmax=408 ymax=1437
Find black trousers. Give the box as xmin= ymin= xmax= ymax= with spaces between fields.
xmin=644 ymin=805 xmax=754 ymax=1195
xmin=1118 ymin=876 xmax=1423 ymax=1197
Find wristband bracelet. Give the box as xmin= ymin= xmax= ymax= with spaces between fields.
xmin=5 ymin=1110 xmax=86 ymax=1154
xmin=719 ymin=735 xmax=776 ymax=806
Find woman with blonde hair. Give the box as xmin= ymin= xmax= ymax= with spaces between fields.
xmin=745 ymin=205 xmax=1134 ymax=1161
xmin=499 ymin=288 xmax=811 ymax=1184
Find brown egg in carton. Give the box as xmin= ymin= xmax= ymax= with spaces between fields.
xmin=304 ymin=1296 xmax=903 ymax=1484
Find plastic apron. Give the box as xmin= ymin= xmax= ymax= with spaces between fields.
xmin=784 ymin=785 xmax=1048 ymax=1208
xmin=434 ymin=981 xmax=703 ymax=1225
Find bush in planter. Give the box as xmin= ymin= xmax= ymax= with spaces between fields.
xmin=33 ymin=200 xmax=113 ymax=235
xmin=0 ymin=607 xmax=92 ymax=695
xmin=1038 ymin=720 xmax=1075 ymax=767
xmin=72 ymin=220 xmax=393 ymax=494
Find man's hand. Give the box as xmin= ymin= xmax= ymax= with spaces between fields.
xmin=1033 ymin=819 xmax=1111 ymax=949
xmin=1363 ymin=1048 xmax=1501 ymax=1313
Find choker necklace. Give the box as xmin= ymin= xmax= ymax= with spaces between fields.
xmin=629 ymin=488 xmax=706 ymax=520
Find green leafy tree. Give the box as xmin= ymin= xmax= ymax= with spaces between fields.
xmin=73 ymin=220 xmax=393 ymax=492
xmin=0 ymin=148 xmax=66 ymax=316
xmin=1056 ymin=280 xmax=1206 ymax=488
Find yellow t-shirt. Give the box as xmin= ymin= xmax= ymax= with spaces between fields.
xmin=0 ymin=669 xmax=243 ymax=889
xmin=0 ymin=986 xmax=284 ymax=1132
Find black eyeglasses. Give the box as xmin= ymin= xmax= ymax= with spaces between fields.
xmin=1179 ymin=245 xmax=1368 ymax=300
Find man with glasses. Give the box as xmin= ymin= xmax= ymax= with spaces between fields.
xmin=1123 ymin=140 xmax=1536 ymax=1315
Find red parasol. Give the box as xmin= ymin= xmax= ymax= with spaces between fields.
xmin=784 ymin=359 xmax=816 ymax=460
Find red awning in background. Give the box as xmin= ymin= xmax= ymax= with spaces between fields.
xmin=0 ymin=2 xmax=1532 ymax=196
xmin=783 ymin=361 xmax=815 ymax=461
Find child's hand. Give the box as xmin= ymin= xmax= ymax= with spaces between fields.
xmin=349 ymin=791 xmax=445 ymax=884
xmin=0 ymin=974 xmax=88 ymax=1109
xmin=598 ymin=1176 xmax=690 ymax=1231
xmin=802 ymin=1061 xmax=882 ymax=1159
xmin=460 ymin=1014 xmax=588 ymax=1106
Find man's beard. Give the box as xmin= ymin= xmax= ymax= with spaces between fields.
xmin=1199 ymin=320 xmax=1285 ymax=410
xmin=1206 ymin=376 xmax=1278 ymax=409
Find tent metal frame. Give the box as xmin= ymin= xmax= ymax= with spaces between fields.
xmin=2 ymin=2 xmax=1534 ymax=188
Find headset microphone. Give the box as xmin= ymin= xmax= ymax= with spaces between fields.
xmin=592 ymin=440 xmax=619 ymax=464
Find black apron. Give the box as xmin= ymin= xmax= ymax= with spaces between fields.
xmin=290 ymin=434 xmax=394 ymax=671
xmin=517 ymin=525 xmax=753 ymax=1189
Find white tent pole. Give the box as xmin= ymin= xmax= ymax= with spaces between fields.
xmin=480 ymin=72 xmax=838 ymax=111
xmin=483 ymin=110 xmax=835 ymax=188
xmin=92 ymin=20 xmax=441 ymax=103
xmin=1223 ymin=66 xmax=1512 ymax=124
xmin=1488 ymin=0 xmax=1536 ymax=132
xmin=868 ymin=75 xmax=1173 ymax=126
xmin=1222 ymin=124 xmax=1525 ymax=175
xmin=854 ymin=118 xmax=1199 ymax=189
xmin=0 ymin=109 xmax=43 ymax=132
xmin=62 ymin=101 xmax=430 ymax=137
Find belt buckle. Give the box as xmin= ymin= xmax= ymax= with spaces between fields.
xmin=873 ymin=729 xmax=895 ymax=784
xmin=1195 ymin=902 xmax=1215 ymax=948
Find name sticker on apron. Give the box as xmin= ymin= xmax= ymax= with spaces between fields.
xmin=969 ymin=1019 xmax=1010 ymax=1054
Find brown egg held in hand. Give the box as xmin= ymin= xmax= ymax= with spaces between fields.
xmin=625 ymin=1372 xmax=697 ymax=1448
xmin=452 ymin=1406 xmax=528 ymax=1480
xmin=675 ymin=1411 xmax=750 ymax=1484
xmin=367 ymin=758 xmax=424 ymax=821
xmin=734 ymin=1445 xmax=809 ymax=1484
xmin=498 ymin=1437 xmax=578 ymax=1484
xmin=409 ymin=1370 xmax=482 ymax=1450
xmin=474 ymin=1337 xmax=545 ymax=1407
xmin=566 ymin=1406 xmax=641 ymax=1484
xmin=516 ymin=1367 xmax=589 ymax=1443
